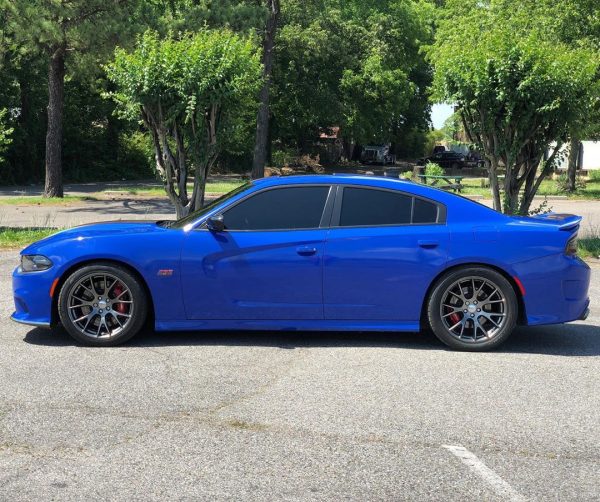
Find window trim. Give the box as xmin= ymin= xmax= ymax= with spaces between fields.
xmin=199 ymin=184 xmax=336 ymax=233
xmin=331 ymin=185 xmax=446 ymax=229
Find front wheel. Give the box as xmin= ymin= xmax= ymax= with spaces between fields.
xmin=427 ymin=267 xmax=518 ymax=351
xmin=57 ymin=263 xmax=148 ymax=346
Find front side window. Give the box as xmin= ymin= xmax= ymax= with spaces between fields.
xmin=222 ymin=186 xmax=330 ymax=231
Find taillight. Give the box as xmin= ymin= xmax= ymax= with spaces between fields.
xmin=565 ymin=236 xmax=578 ymax=256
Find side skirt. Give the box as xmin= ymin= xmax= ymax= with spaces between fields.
xmin=155 ymin=319 xmax=421 ymax=333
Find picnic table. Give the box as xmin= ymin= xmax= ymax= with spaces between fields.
xmin=417 ymin=174 xmax=465 ymax=192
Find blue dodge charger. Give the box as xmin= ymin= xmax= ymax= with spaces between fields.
xmin=11 ymin=175 xmax=590 ymax=350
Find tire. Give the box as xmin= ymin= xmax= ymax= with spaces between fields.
xmin=427 ymin=267 xmax=518 ymax=351
xmin=58 ymin=262 xmax=148 ymax=346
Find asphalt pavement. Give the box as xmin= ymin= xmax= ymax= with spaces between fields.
xmin=0 ymin=251 xmax=599 ymax=500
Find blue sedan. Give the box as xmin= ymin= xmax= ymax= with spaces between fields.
xmin=11 ymin=175 xmax=591 ymax=350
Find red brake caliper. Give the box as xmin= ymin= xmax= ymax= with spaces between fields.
xmin=112 ymin=283 xmax=127 ymax=314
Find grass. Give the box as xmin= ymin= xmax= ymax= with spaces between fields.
xmin=443 ymin=177 xmax=600 ymax=200
xmin=104 ymin=180 xmax=244 ymax=197
xmin=578 ymin=237 xmax=600 ymax=259
xmin=0 ymin=227 xmax=62 ymax=249
xmin=0 ymin=196 xmax=94 ymax=206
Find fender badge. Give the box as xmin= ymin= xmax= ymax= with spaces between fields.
xmin=157 ymin=269 xmax=174 ymax=277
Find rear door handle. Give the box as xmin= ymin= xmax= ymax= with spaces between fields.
xmin=418 ymin=240 xmax=439 ymax=249
xmin=296 ymin=246 xmax=318 ymax=256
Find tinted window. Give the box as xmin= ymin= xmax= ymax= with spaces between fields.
xmin=340 ymin=188 xmax=412 ymax=226
xmin=413 ymin=198 xmax=438 ymax=223
xmin=223 ymin=186 xmax=330 ymax=230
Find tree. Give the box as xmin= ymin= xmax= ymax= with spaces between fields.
xmin=0 ymin=109 xmax=13 ymax=164
xmin=270 ymin=0 xmax=433 ymax=158
xmin=251 ymin=0 xmax=281 ymax=180
xmin=107 ymin=30 xmax=261 ymax=218
xmin=429 ymin=0 xmax=600 ymax=214
xmin=3 ymin=0 xmax=137 ymax=197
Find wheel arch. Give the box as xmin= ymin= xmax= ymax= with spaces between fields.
xmin=50 ymin=258 xmax=155 ymax=328
xmin=420 ymin=262 xmax=527 ymax=330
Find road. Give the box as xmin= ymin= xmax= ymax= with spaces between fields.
xmin=0 ymin=251 xmax=599 ymax=500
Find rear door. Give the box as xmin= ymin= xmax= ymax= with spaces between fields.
xmin=181 ymin=185 xmax=334 ymax=320
xmin=323 ymin=186 xmax=449 ymax=321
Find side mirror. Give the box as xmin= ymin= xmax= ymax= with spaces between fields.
xmin=206 ymin=214 xmax=225 ymax=232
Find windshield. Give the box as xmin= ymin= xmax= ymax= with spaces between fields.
xmin=167 ymin=181 xmax=252 ymax=229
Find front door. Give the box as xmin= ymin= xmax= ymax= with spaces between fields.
xmin=181 ymin=185 xmax=332 ymax=320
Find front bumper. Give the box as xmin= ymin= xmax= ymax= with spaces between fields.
xmin=12 ymin=266 xmax=55 ymax=327
xmin=10 ymin=312 xmax=51 ymax=328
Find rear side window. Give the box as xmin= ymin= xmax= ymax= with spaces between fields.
xmin=338 ymin=187 xmax=440 ymax=227
xmin=223 ymin=186 xmax=330 ymax=231
xmin=413 ymin=198 xmax=438 ymax=224
xmin=340 ymin=188 xmax=412 ymax=226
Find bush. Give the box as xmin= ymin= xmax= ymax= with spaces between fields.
xmin=271 ymin=148 xmax=296 ymax=168
xmin=555 ymin=173 xmax=586 ymax=193
xmin=588 ymin=170 xmax=600 ymax=182
xmin=425 ymin=162 xmax=444 ymax=177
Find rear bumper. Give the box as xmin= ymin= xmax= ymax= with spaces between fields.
xmin=579 ymin=306 xmax=590 ymax=321
xmin=514 ymin=254 xmax=591 ymax=326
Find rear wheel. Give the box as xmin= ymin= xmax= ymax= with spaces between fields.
xmin=58 ymin=263 xmax=148 ymax=346
xmin=427 ymin=267 xmax=518 ymax=351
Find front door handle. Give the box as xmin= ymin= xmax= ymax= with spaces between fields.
xmin=418 ymin=240 xmax=439 ymax=249
xmin=296 ymin=246 xmax=318 ymax=256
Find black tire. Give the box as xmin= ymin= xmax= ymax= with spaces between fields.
xmin=427 ymin=267 xmax=518 ymax=351
xmin=58 ymin=262 xmax=148 ymax=346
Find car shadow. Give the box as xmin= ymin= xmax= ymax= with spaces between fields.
xmin=22 ymin=323 xmax=600 ymax=356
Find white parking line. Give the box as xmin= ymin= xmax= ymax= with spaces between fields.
xmin=443 ymin=444 xmax=527 ymax=502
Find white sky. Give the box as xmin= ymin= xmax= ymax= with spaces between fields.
xmin=431 ymin=103 xmax=454 ymax=130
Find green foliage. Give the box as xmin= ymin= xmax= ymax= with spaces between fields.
xmin=272 ymin=0 xmax=434 ymax=152
xmin=588 ymin=170 xmax=600 ymax=182
xmin=429 ymin=0 xmax=600 ymax=214
xmin=0 ymin=109 xmax=13 ymax=164
xmin=107 ymin=29 xmax=261 ymax=216
xmin=425 ymin=162 xmax=444 ymax=177
xmin=556 ymin=173 xmax=587 ymax=193
xmin=424 ymin=130 xmax=445 ymax=156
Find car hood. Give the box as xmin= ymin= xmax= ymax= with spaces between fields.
xmin=21 ymin=220 xmax=167 ymax=254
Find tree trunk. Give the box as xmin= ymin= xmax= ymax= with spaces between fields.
xmin=488 ymin=157 xmax=502 ymax=212
xmin=251 ymin=0 xmax=280 ymax=180
xmin=44 ymin=46 xmax=66 ymax=198
xmin=567 ymin=137 xmax=580 ymax=192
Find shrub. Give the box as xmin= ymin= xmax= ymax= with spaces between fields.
xmin=555 ymin=173 xmax=586 ymax=193
xmin=425 ymin=162 xmax=444 ymax=177
xmin=588 ymin=170 xmax=600 ymax=182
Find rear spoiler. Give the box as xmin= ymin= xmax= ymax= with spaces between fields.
xmin=531 ymin=213 xmax=582 ymax=231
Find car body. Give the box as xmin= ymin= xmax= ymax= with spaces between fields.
xmin=11 ymin=175 xmax=590 ymax=350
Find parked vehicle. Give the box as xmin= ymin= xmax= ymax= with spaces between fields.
xmin=361 ymin=145 xmax=396 ymax=165
xmin=12 ymin=175 xmax=590 ymax=351
xmin=420 ymin=150 xmax=467 ymax=169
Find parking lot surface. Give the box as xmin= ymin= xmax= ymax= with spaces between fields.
xmin=1 ymin=251 xmax=599 ymax=501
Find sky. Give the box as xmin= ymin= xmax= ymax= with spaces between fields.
xmin=431 ymin=103 xmax=454 ymax=130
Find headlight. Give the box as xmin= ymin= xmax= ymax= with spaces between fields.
xmin=21 ymin=255 xmax=53 ymax=272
